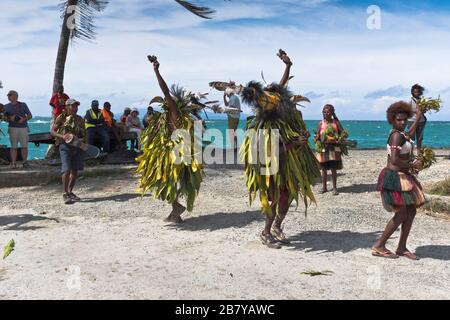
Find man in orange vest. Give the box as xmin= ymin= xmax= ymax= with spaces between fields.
xmin=101 ymin=101 xmax=124 ymax=150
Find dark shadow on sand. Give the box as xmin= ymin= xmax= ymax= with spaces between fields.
xmin=337 ymin=183 xmax=377 ymax=194
xmin=80 ymin=193 xmax=148 ymax=203
xmin=414 ymin=245 xmax=450 ymax=261
xmin=285 ymin=230 xmax=382 ymax=253
xmin=0 ymin=214 xmax=59 ymax=231
xmin=168 ymin=210 xmax=264 ymax=232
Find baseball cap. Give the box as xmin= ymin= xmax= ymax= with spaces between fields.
xmin=66 ymin=98 xmax=80 ymax=106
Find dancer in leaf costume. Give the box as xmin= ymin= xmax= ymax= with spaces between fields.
xmin=137 ymin=56 xmax=203 ymax=223
xmin=240 ymin=50 xmax=321 ymax=248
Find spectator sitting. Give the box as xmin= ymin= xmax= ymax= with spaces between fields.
xmin=4 ymin=90 xmax=33 ymax=168
xmin=126 ymin=108 xmax=142 ymax=151
xmin=101 ymin=101 xmax=124 ymax=150
xmin=84 ymin=100 xmax=110 ymax=153
xmin=120 ymin=107 xmax=131 ymax=126
xmin=143 ymin=106 xmax=155 ymax=128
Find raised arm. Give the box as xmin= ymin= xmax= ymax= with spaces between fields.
xmin=148 ymin=56 xmax=179 ymax=129
xmin=277 ymin=49 xmax=293 ymax=87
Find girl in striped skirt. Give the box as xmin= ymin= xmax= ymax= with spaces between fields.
xmin=314 ymin=104 xmax=344 ymax=195
xmin=372 ymin=101 xmax=425 ymax=260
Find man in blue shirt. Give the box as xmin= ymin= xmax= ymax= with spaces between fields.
xmin=4 ymin=90 xmax=33 ymax=168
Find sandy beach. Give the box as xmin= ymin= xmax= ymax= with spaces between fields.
xmin=0 ymin=149 xmax=449 ymax=300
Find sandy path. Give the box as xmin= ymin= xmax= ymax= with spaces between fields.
xmin=0 ymin=150 xmax=449 ymax=299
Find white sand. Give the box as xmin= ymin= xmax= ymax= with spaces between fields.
xmin=0 ymin=150 xmax=449 ymax=299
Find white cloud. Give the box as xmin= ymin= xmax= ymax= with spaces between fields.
xmin=0 ymin=0 xmax=449 ymax=122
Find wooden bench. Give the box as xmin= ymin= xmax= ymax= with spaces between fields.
xmin=28 ymin=131 xmax=138 ymax=147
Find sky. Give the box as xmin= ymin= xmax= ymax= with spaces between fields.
xmin=1 ymin=0 xmax=450 ymax=120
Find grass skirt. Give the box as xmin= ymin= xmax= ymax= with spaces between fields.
xmin=316 ymin=146 xmax=343 ymax=170
xmin=378 ymin=168 xmax=425 ymax=212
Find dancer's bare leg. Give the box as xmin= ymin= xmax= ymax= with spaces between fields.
xmin=165 ymin=199 xmax=186 ymax=223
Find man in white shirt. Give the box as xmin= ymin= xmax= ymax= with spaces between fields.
xmin=223 ymin=88 xmax=241 ymax=149
xmin=408 ymin=84 xmax=427 ymax=149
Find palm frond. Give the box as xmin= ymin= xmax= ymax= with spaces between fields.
xmin=60 ymin=0 xmax=109 ymax=42
xmin=174 ymin=0 xmax=215 ymax=19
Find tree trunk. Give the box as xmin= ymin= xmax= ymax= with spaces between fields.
xmin=52 ymin=0 xmax=78 ymax=93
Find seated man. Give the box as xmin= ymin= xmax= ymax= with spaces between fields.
xmin=84 ymin=100 xmax=110 ymax=153
xmin=101 ymin=101 xmax=124 ymax=151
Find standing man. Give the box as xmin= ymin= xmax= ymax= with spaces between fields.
xmin=49 ymin=84 xmax=70 ymax=120
xmin=51 ymin=99 xmax=86 ymax=204
xmin=85 ymin=100 xmax=110 ymax=153
xmin=408 ymin=84 xmax=427 ymax=150
xmin=223 ymin=87 xmax=241 ymax=149
xmin=4 ymin=90 xmax=32 ymax=168
xmin=47 ymin=85 xmax=70 ymax=159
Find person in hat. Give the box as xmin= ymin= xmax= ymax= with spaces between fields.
xmin=84 ymin=100 xmax=110 ymax=153
xmin=3 ymin=90 xmax=33 ymax=168
xmin=126 ymin=108 xmax=142 ymax=150
xmin=51 ymin=99 xmax=86 ymax=204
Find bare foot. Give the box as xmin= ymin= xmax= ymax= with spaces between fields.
xmin=164 ymin=202 xmax=186 ymax=223
xmin=164 ymin=214 xmax=184 ymax=224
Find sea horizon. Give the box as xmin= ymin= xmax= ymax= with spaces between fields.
xmin=1 ymin=116 xmax=449 ymax=160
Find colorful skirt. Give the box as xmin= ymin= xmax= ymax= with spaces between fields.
xmin=316 ymin=146 xmax=343 ymax=170
xmin=378 ymin=168 xmax=425 ymax=212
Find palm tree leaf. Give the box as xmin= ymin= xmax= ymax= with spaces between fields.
xmin=174 ymin=0 xmax=215 ymax=19
xmin=60 ymin=0 xmax=109 ymax=42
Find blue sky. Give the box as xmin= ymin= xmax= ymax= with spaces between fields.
xmin=1 ymin=0 xmax=449 ymax=120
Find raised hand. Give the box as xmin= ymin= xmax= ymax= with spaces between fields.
xmin=277 ymin=49 xmax=293 ymax=66
xmin=147 ymin=55 xmax=159 ymax=70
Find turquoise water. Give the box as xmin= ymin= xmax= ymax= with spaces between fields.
xmin=1 ymin=117 xmax=449 ymax=160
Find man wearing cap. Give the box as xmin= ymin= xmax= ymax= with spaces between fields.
xmin=223 ymin=88 xmax=241 ymax=149
xmin=51 ymin=99 xmax=85 ymax=204
xmin=4 ymin=90 xmax=33 ymax=168
xmin=101 ymin=101 xmax=123 ymax=150
xmin=85 ymin=100 xmax=110 ymax=153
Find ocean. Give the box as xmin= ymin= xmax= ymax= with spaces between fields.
xmin=1 ymin=116 xmax=449 ymax=160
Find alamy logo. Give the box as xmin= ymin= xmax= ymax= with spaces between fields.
xmin=367 ymin=5 xmax=382 ymax=30
xmin=168 ymin=121 xmax=280 ymax=175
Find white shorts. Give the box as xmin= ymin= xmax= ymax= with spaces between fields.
xmin=8 ymin=127 xmax=29 ymax=148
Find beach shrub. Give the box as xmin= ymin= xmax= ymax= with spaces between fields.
xmin=427 ymin=178 xmax=450 ymax=196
